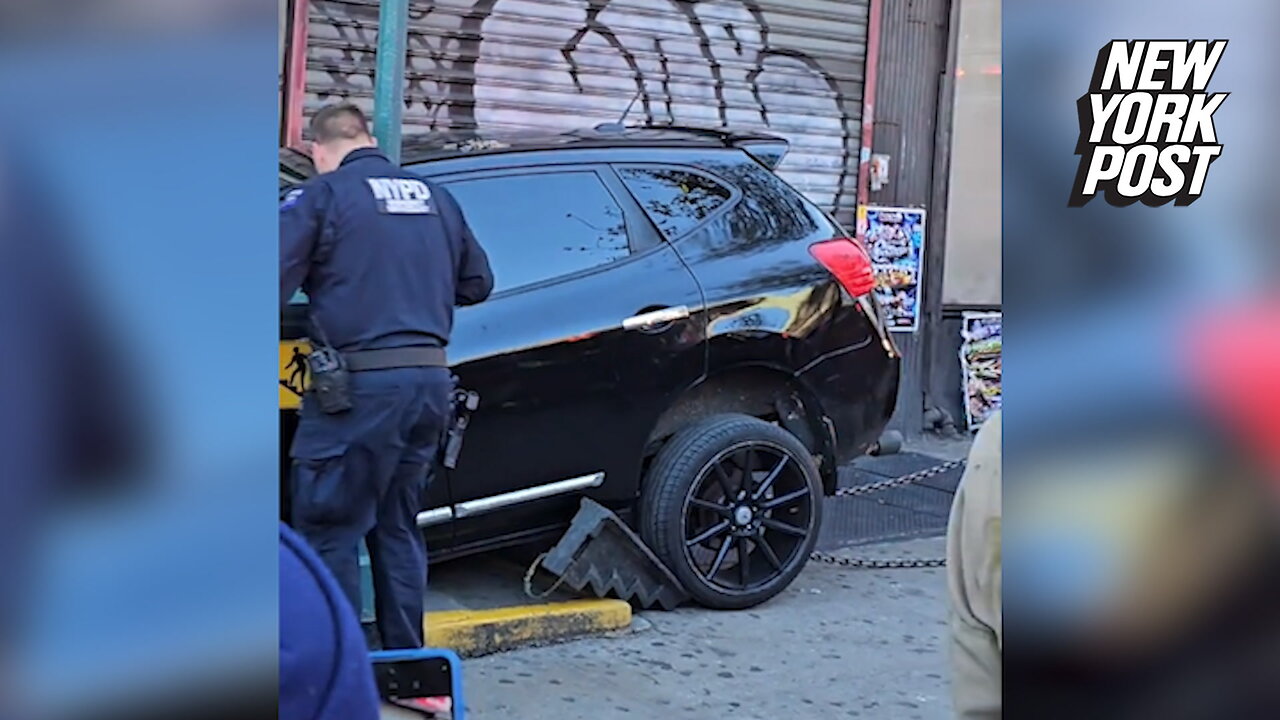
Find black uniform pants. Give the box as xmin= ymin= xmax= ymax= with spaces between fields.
xmin=289 ymin=366 xmax=453 ymax=649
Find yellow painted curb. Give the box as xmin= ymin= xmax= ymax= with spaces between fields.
xmin=424 ymin=599 xmax=632 ymax=657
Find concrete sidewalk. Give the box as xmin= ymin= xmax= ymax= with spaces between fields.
xmin=413 ymin=439 xmax=969 ymax=660
xmin=421 ymin=552 xmax=632 ymax=656
xmin=462 ymin=538 xmax=953 ymax=720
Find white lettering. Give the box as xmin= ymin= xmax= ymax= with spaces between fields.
xmin=1150 ymin=146 xmax=1190 ymax=197
xmin=1181 ymin=93 xmax=1227 ymax=143
xmin=1117 ymin=145 xmax=1158 ymax=197
xmin=1137 ymin=43 xmax=1174 ymax=91
xmin=366 ymin=178 xmax=393 ymax=200
xmin=1186 ymin=145 xmax=1222 ymax=194
xmin=1082 ymin=147 xmax=1125 ymax=195
xmin=1089 ymin=94 xmax=1125 ymax=143
xmin=1074 ymin=40 xmax=1227 ymax=205
xmin=1146 ymin=94 xmax=1188 ymax=143
xmin=1112 ymin=93 xmax=1154 ymax=144
xmin=1101 ymin=41 xmax=1144 ymax=91
xmin=1173 ymin=40 xmax=1227 ymax=91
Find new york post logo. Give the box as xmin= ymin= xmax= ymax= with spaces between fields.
xmin=1069 ymin=40 xmax=1227 ymax=207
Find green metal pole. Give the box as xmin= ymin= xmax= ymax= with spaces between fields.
xmin=366 ymin=0 xmax=410 ymax=629
xmin=358 ymin=541 xmax=375 ymax=624
xmin=372 ymin=0 xmax=410 ymax=163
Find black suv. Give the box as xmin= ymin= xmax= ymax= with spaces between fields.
xmin=279 ymin=125 xmax=900 ymax=609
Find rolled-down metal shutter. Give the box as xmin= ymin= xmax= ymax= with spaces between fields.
xmin=306 ymin=0 xmax=869 ymax=226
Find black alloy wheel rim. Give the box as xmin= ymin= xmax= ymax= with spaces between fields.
xmin=681 ymin=440 xmax=815 ymax=594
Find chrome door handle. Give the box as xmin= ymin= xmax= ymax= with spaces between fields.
xmin=622 ymin=305 xmax=690 ymax=331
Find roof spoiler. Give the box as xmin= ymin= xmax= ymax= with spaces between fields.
xmin=622 ymin=123 xmax=791 ymax=170
xmin=732 ymin=137 xmax=790 ymax=171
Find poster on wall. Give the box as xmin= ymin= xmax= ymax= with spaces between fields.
xmin=960 ymin=312 xmax=1002 ymax=430
xmin=865 ymin=206 xmax=927 ymax=332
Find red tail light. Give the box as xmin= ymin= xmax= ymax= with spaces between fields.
xmin=809 ymin=237 xmax=876 ymax=297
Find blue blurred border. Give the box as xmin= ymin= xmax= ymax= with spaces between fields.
xmin=0 ymin=25 xmax=280 ymax=715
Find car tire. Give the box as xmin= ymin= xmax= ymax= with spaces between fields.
xmin=640 ymin=414 xmax=823 ymax=609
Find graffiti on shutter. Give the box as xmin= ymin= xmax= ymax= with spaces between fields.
xmin=305 ymin=0 xmax=868 ymax=225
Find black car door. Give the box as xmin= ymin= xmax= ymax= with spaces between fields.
xmin=417 ymin=162 xmax=707 ymax=553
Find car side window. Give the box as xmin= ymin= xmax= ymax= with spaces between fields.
xmin=695 ymin=159 xmax=826 ymax=249
xmin=442 ymin=171 xmax=630 ymax=293
xmin=616 ymin=165 xmax=734 ymax=241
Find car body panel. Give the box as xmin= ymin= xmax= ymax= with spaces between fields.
xmin=410 ymin=161 xmax=708 ymax=549
xmin=278 ymin=132 xmax=898 ymax=560
xmin=641 ymin=153 xmax=900 ymax=462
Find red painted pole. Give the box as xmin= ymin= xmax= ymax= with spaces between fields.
xmin=855 ymin=0 xmax=884 ymax=243
xmin=283 ymin=0 xmax=310 ymax=151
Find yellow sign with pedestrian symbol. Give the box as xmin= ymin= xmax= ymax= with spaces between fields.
xmin=279 ymin=341 xmax=311 ymax=409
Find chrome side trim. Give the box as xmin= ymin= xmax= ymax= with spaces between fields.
xmin=454 ymin=472 xmax=606 ymax=519
xmin=415 ymin=472 xmax=606 ymax=527
xmin=416 ymin=506 xmax=454 ymax=528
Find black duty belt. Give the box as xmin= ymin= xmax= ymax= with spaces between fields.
xmin=344 ymin=346 xmax=447 ymax=372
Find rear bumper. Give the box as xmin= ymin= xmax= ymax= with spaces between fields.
xmin=798 ymin=339 xmax=900 ymax=466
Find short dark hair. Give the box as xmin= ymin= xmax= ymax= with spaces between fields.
xmin=309 ymin=103 xmax=372 ymax=144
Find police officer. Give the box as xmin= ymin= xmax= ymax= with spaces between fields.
xmin=281 ymin=103 xmax=493 ymax=650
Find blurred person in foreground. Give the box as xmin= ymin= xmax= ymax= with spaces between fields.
xmin=947 ymin=411 xmax=1002 ymax=719
xmin=1001 ymin=3 xmax=1280 ymax=716
xmin=0 ymin=146 xmax=144 ymax=562
xmin=281 ymin=521 xmax=379 ymax=720
xmin=280 ymin=104 xmax=493 ymax=650
xmin=1001 ymin=299 xmax=1280 ymax=718
xmin=0 ymin=142 xmax=145 ymax=715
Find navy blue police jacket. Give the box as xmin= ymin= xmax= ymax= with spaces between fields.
xmin=280 ymin=147 xmax=493 ymax=351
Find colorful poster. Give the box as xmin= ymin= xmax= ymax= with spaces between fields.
xmin=960 ymin=312 xmax=1002 ymax=430
xmin=865 ymin=206 xmax=927 ymax=332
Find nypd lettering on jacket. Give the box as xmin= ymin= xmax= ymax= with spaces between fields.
xmin=366 ymin=177 xmax=434 ymax=214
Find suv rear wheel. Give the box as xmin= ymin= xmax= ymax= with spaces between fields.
xmin=639 ymin=414 xmax=823 ymax=609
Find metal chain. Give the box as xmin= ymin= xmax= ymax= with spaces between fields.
xmin=810 ymin=458 xmax=967 ymax=569
xmin=829 ymin=458 xmax=967 ymax=498
xmin=809 ymin=552 xmax=948 ymax=569
xmin=523 ymin=551 xmax=572 ymax=601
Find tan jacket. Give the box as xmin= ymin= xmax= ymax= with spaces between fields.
xmin=947 ymin=411 xmax=1002 ymax=718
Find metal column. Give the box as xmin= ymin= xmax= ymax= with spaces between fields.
xmin=868 ymin=0 xmax=954 ymax=437
xmin=920 ymin=0 xmax=965 ymax=431
xmin=855 ymin=0 xmax=884 ymax=244
xmin=282 ymin=0 xmax=310 ymax=151
xmin=373 ymin=0 xmax=410 ymax=163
